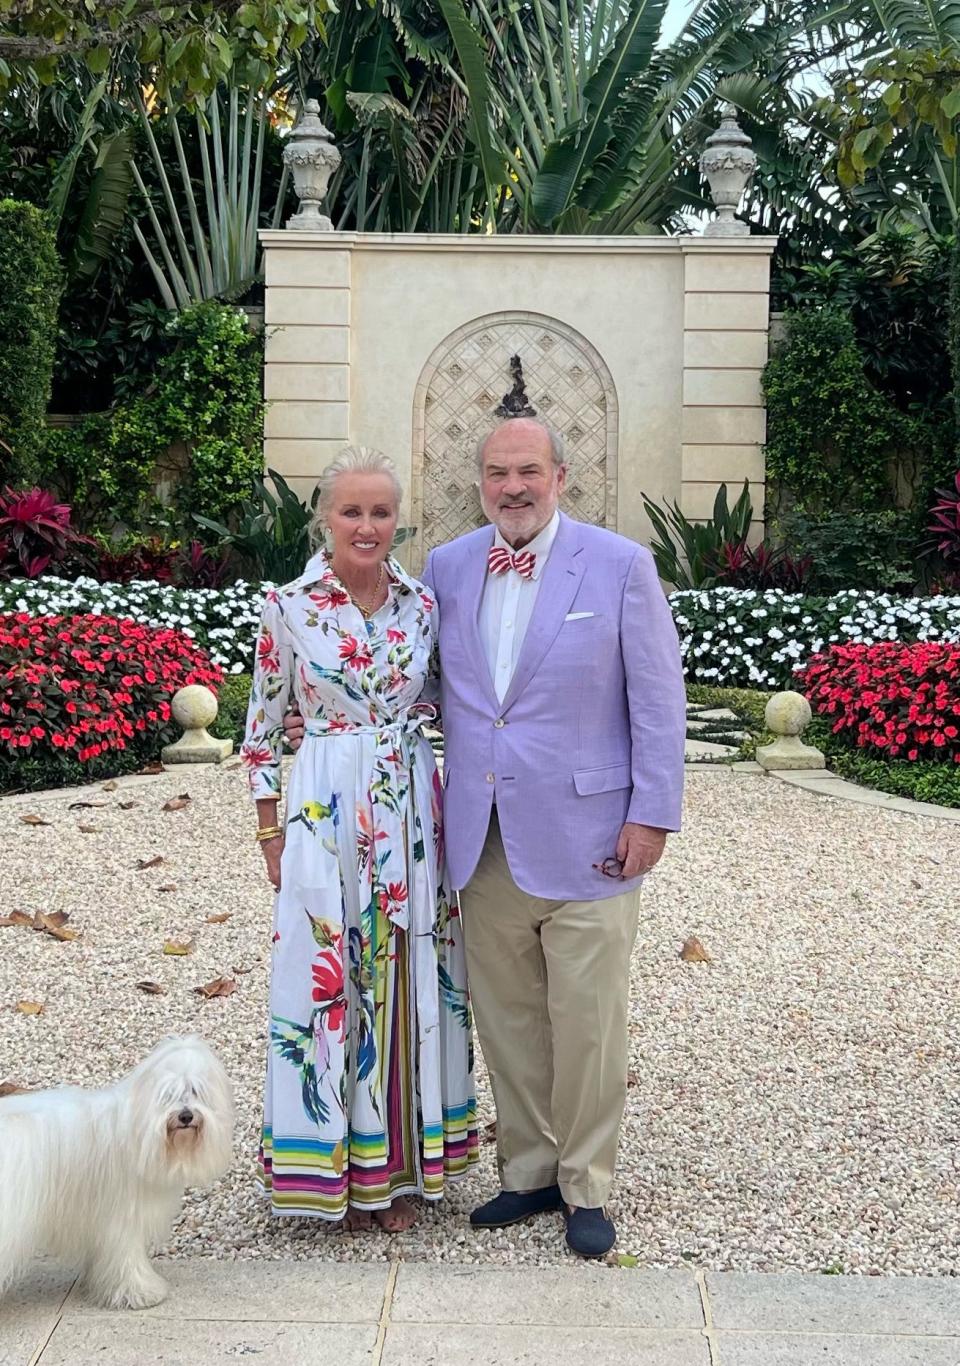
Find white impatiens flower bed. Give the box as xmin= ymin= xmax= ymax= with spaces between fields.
xmin=2 ymin=578 xmax=960 ymax=690
xmin=0 ymin=576 xmax=271 ymax=674
xmin=672 ymin=587 xmax=960 ymax=688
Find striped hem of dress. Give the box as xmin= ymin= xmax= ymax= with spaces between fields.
xmin=257 ymin=1106 xmax=479 ymax=1220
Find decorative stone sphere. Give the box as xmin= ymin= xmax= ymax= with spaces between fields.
xmin=764 ymin=690 xmax=812 ymax=737
xmin=171 ymin=684 xmax=218 ymax=732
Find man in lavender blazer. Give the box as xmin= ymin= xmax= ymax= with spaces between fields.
xmin=422 ymin=416 xmax=686 ymax=1257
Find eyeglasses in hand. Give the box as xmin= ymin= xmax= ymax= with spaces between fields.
xmin=593 ymin=857 xmax=624 ymax=879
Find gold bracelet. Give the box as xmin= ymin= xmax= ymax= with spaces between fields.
xmin=255 ymin=825 xmax=282 ymax=843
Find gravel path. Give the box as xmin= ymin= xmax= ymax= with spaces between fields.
xmin=2 ymin=763 xmax=958 ymax=1275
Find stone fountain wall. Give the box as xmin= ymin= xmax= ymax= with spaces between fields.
xmin=259 ymin=230 xmax=775 ymax=571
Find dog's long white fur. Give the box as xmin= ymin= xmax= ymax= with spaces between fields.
xmin=0 ymin=1035 xmax=234 ymax=1310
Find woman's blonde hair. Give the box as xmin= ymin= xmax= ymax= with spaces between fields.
xmin=309 ymin=445 xmax=404 ymax=549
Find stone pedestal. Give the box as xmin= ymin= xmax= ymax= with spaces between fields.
xmin=756 ymin=690 xmax=826 ymax=771
xmin=162 ymin=685 xmax=233 ymax=764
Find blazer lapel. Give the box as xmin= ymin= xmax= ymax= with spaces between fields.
xmin=459 ymin=529 xmax=500 ymax=711
xmin=500 ymin=515 xmax=585 ymax=713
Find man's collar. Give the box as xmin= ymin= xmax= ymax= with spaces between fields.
xmin=492 ymin=510 xmax=560 ymax=580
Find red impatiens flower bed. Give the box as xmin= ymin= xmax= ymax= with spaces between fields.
xmin=0 ymin=613 xmax=221 ymax=770
xmin=799 ymin=641 xmax=960 ymax=763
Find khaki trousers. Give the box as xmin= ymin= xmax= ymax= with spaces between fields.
xmin=459 ymin=812 xmax=640 ymax=1208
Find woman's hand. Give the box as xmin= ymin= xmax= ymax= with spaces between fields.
xmin=260 ymin=835 xmax=284 ymax=890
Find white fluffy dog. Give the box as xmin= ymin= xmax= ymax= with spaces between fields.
xmin=0 ymin=1035 xmax=234 ymax=1310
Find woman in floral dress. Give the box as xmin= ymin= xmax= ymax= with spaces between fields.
xmin=241 ymin=446 xmax=477 ymax=1231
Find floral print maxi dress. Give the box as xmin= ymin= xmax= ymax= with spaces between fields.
xmin=240 ymin=550 xmax=478 ymax=1218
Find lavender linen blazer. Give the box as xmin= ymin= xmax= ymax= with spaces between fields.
xmin=423 ymin=513 xmax=686 ymax=901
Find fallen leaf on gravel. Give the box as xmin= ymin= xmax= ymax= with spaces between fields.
xmin=232 ymin=963 xmax=255 ymax=975
xmin=32 ymin=911 xmax=80 ymax=942
xmin=193 ymin=976 xmax=236 ymax=999
xmin=206 ymin=913 xmax=232 ymax=924
xmin=158 ymin=884 xmax=178 ymax=893
xmin=481 ymin=1121 xmax=497 ymax=1144
xmin=136 ymin=855 xmax=164 ymax=870
xmin=162 ymin=793 xmax=191 ymax=812
xmin=0 ymin=1080 xmax=31 ymax=1096
xmin=15 ymin=1001 xmax=43 ymax=1015
xmin=0 ymin=911 xmax=33 ymax=928
xmin=78 ymin=824 xmax=100 ymax=834
xmin=627 ymin=1069 xmax=640 ymax=1088
xmin=135 ymin=981 xmax=166 ymax=996
xmin=19 ymin=814 xmax=50 ymax=826
xmin=162 ymin=937 xmax=194 ymax=956
xmin=118 ymin=801 xmax=138 ymax=810
xmin=101 ymin=780 xmax=119 ymax=792
xmin=617 ymin=1254 xmax=639 ymax=1268
xmin=141 ymin=762 xmax=165 ymax=775
xmin=679 ymin=936 xmax=713 ymax=963
xmin=34 ymin=910 xmax=69 ymax=928
xmin=67 ymin=800 xmax=106 ymax=810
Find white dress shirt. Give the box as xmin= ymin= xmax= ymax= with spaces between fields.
xmin=479 ymin=511 xmax=560 ymax=702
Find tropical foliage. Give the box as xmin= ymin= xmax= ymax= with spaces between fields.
xmin=0 ymin=1 xmax=322 ymax=105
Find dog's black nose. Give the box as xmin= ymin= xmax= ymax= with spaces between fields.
xmin=178 ymin=1108 xmax=194 ymax=1126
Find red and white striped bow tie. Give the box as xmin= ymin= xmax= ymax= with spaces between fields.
xmin=488 ymin=545 xmax=536 ymax=579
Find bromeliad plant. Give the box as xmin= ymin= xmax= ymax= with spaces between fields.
xmin=924 ymin=469 xmax=960 ymax=572
xmin=712 ymin=540 xmax=813 ymax=591
xmin=0 ymin=489 xmax=92 ymax=580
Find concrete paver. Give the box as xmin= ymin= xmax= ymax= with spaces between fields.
xmin=390 ymin=1263 xmax=702 ymax=1328
xmin=4 ymin=1262 xmax=960 ymax=1366
xmin=38 ymin=1317 xmax=379 ymax=1366
xmin=381 ymin=1323 xmax=709 ymax=1365
xmin=716 ymin=1332 xmax=960 ymax=1366
xmin=0 ymin=1266 xmax=74 ymax=1366
xmin=706 ymin=1269 xmax=960 ymax=1337
xmin=63 ymin=1259 xmax=388 ymax=1323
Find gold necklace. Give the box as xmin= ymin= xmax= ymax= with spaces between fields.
xmin=341 ymin=562 xmax=385 ymax=619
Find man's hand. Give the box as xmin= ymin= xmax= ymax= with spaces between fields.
xmin=282 ymin=704 xmax=305 ymax=752
xmin=616 ymin=823 xmax=668 ymax=879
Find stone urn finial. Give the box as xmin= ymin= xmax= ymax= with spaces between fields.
xmin=756 ymin=691 xmax=826 ymax=771
xmin=162 ymin=685 xmax=232 ymax=764
xmin=699 ymin=102 xmax=756 ymax=237
xmin=283 ymin=98 xmax=341 ymax=232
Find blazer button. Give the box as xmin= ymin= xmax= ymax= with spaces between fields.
xmin=493 ymin=718 xmax=505 ymax=728
xmin=485 ymin=772 xmax=495 ymax=783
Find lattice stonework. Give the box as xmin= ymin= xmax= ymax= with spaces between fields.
xmin=411 ymin=312 xmax=618 ymax=564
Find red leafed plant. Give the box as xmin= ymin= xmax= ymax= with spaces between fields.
xmin=798 ymin=641 xmax=960 ymax=764
xmin=925 ymin=469 xmax=960 ymax=570
xmin=0 ymin=613 xmax=221 ymax=770
xmin=0 ymin=488 xmax=92 ymax=579
xmin=712 ymin=539 xmax=813 ymax=591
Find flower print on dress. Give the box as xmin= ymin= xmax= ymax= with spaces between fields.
xmin=243 ymin=548 xmax=477 ymax=1220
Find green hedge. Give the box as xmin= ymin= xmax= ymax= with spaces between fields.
xmin=39 ymin=301 xmax=265 ymax=527
xmin=0 ymin=200 xmax=63 ymax=485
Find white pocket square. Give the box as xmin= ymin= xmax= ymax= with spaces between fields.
xmin=564 ymin=611 xmax=595 ymax=620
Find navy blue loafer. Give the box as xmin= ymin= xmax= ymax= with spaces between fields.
xmin=470 ymin=1185 xmax=564 ymax=1228
xmin=564 ymin=1206 xmax=616 ymax=1258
